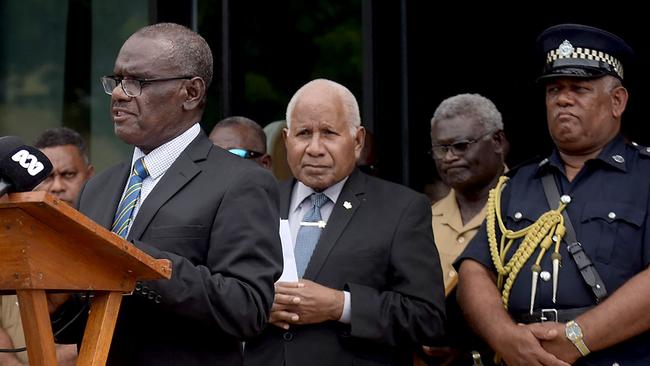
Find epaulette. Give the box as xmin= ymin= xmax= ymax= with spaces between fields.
xmin=630 ymin=141 xmax=650 ymax=158
xmin=505 ymin=155 xmax=545 ymax=178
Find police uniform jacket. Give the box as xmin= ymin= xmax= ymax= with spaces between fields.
xmin=457 ymin=134 xmax=650 ymax=365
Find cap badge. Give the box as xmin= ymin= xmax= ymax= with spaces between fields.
xmin=558 ymin=40 xmax=574 ymax=57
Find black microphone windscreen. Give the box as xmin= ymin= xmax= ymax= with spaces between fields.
xmin=0 ymin=136 xmax=26 ymax=157
xmin=0 ymin=137 xmax=53 ymax=192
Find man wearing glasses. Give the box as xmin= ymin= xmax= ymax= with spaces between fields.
xmin=57 ymin=23 xmax=282 ymax=366
xmin=429 ymin=93 xmax=507 ymax=295
xmin=417 ymin=93 xmax=507 ymax=365
xmin=209 ymin=116 xmax=272 ymax=169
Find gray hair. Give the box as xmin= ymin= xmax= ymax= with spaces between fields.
xmin=431 ymin=93 xmax=503 ymax=133
xmin=134 ymin=22 xmax=213 ymax=89
xmin=286 ymin=79 xmax=361 ymax=135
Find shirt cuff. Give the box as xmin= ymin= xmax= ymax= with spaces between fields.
xmin=338 ymin=290 xmax=351 ymax=323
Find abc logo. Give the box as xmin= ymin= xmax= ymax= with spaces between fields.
xmin=11 ymin=150 xmax=45 ymax=176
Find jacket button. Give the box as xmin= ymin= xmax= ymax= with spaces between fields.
xmin=134 ymin=282 xmax=143 ymax=292
xmin=147 ymin=291 xmax=156 ymax=300
xmin=282 ymin=332 xmax=294 ymax=341
xmin=154 ymin=295 xmax=162 ymax=304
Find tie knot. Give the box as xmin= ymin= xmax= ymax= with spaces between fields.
xmin=310 ymin=192 xmax=328 ymax=209
xmin=133 ymin=158 xmax=149 ymax=179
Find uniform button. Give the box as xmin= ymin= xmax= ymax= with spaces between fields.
xmin=340 ymin=330 xmax=351 ymax=338
xmin=282 ymin=332 xmax=294 ymax=341
xmin=646 ymin=147 xmax=650 ymax=153
xmin=608 ymin=212 xmax=616 ymax=220
xmin=457 ymin=236 xmax=465 ymax=243
xmin=155 ymin=295 xmax=162 ymax=304
xmin=612 ymin=155 xmax=625 ymax=163
xmin=135 ymin=282 xmax=143 ymax=292
xmin=540 ymin=271 xmax=551 ymax=282
xmin=448 ymin=269 xmax=457 ymax=278
xmin=141 ymin=286 xmax=149 ymax=295
xmin=148 ymin=291 xmax=156 ymax=300
xmin=560 ymin=195 xmax=571 ymax=204
xmin=514 ymin=212 xmax=523 ymax=220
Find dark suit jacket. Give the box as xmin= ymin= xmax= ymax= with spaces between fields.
xmin=72 ymin=132 xmax=283 ymax=365
xmin=244 ymin=169 xmax=446 ymax=366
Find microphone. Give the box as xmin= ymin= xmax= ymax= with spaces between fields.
xmin=0 ymin=136 xmax=53 ymax=196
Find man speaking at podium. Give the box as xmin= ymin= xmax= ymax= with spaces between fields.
xmin=57 ymin=23 xmax=282 ymax=365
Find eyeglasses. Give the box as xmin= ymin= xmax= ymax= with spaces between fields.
xmin=228 ymin=148 xmax=264 ymax=159
xmin=430 ymin=130 xmax=495 ymax=159
xmin=101 ymin=75 xmax=193 ymax=97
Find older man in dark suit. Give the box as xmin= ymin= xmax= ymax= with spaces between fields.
xmin=57 ymin=23 xmax=282 ymax=365
xmin=244 ymin=78 xmax=446 ymax=366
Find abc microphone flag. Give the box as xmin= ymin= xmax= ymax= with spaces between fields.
xmin=0 ymin=136 xmax=53 ymax=196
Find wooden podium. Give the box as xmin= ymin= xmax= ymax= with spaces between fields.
xmin=0 ymin=192 xmax=172 ymax=366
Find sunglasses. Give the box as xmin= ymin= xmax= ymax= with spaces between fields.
xmin=228 ymin=148 xmax=264 ymax=159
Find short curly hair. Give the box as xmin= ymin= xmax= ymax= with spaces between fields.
xmin=134 ymin=22 xmax=213 ymax=89
xmin=33 ymin=127 xmax=90 ymax=165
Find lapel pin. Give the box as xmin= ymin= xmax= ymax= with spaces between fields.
xmin=343 ymin=201 xmax=352 ymax=209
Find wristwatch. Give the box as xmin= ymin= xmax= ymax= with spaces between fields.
xmin=565 ymin=320 xmax=590 ymax=356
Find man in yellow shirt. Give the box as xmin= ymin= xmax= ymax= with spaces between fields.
xmin=419 ymin=93 xmax=507 ymax=365
xmin=430 ymin=93 xmax=507 ymax=294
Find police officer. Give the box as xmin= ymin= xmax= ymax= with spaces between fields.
xmin=456 ymin=24 xmax=650 ymax=366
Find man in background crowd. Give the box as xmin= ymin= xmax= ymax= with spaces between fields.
xmin=418 ymin=93 xmax=507 ymax=365
xmin=209 ymin=116 xmax=272 ymax=169
xmin=0 ymin=126 xmax=92 ymax=366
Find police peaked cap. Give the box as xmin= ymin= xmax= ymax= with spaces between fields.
xmin=537 ymin=23 xmax=634 ymax=82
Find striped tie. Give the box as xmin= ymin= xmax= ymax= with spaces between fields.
xmin=112 ymin=157 xmax=149 ymax=238
xmin=294 ymin=192 xmax=329 ymax=277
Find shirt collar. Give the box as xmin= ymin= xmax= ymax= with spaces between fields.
xmin=432 ymin=190 xmax=457 ymax=218
xmin=537 ymin=133 xmax=628 ymax=176
xmin=290 ymin=177 xmax=349 ymax=214
xmin=131 ymin=123 xmax=201 ymax=179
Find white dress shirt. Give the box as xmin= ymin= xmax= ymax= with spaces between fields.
xmin=118 ymin=123 xmax=201 ymax=236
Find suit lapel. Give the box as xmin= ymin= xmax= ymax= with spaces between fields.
xmin=279 ymin=179 xmax=295 ymax=219
xmin=304 ymin=170 xmax=365 ymax=279
xmin=97 ymin=162 xmax=131 ymax=229
xmin=127 ymin=134 xmax=211 ymax=241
